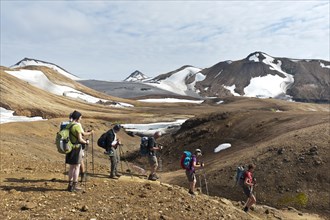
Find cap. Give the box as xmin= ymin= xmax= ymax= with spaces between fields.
xmin=195 ymin=148 xmax=202 ymax=156
xmin=113 ymin=124 xmax=121 ymax=131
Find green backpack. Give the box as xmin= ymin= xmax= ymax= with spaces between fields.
xmin=55 ymin=123 xmax=77 ymax=154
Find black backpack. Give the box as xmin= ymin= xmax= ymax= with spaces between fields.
xmin=97 ymin=129 xmax=115 ymax=149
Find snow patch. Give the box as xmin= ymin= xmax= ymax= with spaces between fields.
xmin=138 ymin=98 xmax=203 ymax=104
xmin=214 ymin=70 xmax=223 ymax=78
xmin=244 ymin=54 xmax=294 ymax=99
xmin=0 ymin=107 xmax=46 ymax=124
xmin=224 ymin=85 xmax=240 ymax=96
xmin=214 ymin=143 xmax=231 ymax=153
xmin=216 ymin=100 xmax=224 ymax=104
xmin=146 ymin=67 xmax=203 ymax=96
xmin=249 ymin=53 xmax=260 ymax=62
xmin=320 ymin=62 xmax=330 ymax=69
xmin=122 ymin=119 xmax=187 ymax=136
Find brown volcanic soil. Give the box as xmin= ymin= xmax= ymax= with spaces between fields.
xmin=0 ymin=65 xmax=329 ymax=219
xmin=0 ymin=119 xmax=325 ymax=220
xmin=159 ymin=108 xmax=330 ymax=217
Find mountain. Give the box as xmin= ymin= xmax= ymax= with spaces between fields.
xmin=118 ymin=52 xmax=330 ymax=103
xmin=124 ymin=70 xmax=150 ymax=82
xmin=11 ymin=57 xmax=80 ymax=80
xmin=197 ymin=52 xmax=330 ymax=103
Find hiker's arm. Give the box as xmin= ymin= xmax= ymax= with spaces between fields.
xmin=244 ymin=176 xmax=254 ymax=187
xmin=82 ymin=130 xmax=94 ymax=136
xmin=77 ymin=132 xmax=89 ymax=144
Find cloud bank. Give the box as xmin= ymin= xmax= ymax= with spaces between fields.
xmin=1 ymin=1 xmax=329 ymax=81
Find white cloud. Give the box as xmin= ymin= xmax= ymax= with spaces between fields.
xmin=1 ymin=1 xmax=329 ymax=81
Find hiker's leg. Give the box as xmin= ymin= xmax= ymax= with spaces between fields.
xmin=247 ymin=194 xmax=256 ymax=208
xmin=148 ymin=155 xmax=157 ymax=175
xmin=191 ymin=174 xmax=197 ymax=192
xmin=110 ymin=155 xmax=117 ymax=177
xmin=72 ymin=164 xmax=81 ymax=183
xmin=68 ymin=165 xmax=74 ymax=182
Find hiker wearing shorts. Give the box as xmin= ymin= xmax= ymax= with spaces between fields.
xmin=106 ymin=124 xmax=122 ymax=179
xmin=242 ymin=164 xmax=257 ymax=212
xmin=147 ymin=131 xmax=162 ymax=181
xmin=65 ymin=111 xmax=90 ymax=192
xmin=68 ymin=112 xmax=93 ymax=182
xmin=186 ymin=149 xmax=204 ymax=195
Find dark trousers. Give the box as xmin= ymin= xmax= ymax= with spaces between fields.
xmin=109 ymin=147 xmax=119 ymax=176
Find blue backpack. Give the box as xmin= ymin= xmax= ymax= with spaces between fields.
xmin=180 ymin=151 xmax=192 ymax=169
xmin=140 ymin=137 xmax=149 ymax=156
xmin=235 ymin=166 xmax=246 ymax=186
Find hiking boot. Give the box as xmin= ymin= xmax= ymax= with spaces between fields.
xmin=72 ymin=182 xmax=82 ymax=192
xmin=109 ymin=175 xmax=119 ymax=179
xmin=67 ymin=181 xmax=73 ymax=192
xmin=148 ymin=174 xmax=157 ymax=181
xmin=243 ymin=206 xmax=249 ymax=212
xmin=153 ymin=174 xmax=159 ymax=179
xmin=115 ymin=173 xmax=122 ymax=177
xmin=188 ymin=190 xmax=196 ymax=195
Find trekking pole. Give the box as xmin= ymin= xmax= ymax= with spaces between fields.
xmin=85 ymin=145 xmax=88 ymax=189
xmin=202 ymin=166 xmax=209 ymax=196
xmin=118 ymin=145 xmax=124 ymax=174
xmin=199 ymin=174 xmax=203 ymax=194
xmin=92 ymin=133 xmax=95 ymax=175
xmin=64 ymin=161 xmax=66 ymax=181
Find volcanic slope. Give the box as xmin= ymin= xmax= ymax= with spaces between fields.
xmin=158 ymin=102 xmax=329 ymax=217
xmin=0 ymin=119 xmax=325 ymax=220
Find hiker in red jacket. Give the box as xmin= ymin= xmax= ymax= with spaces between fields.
xmin=242 ymin=164 xmax=257 ymax=212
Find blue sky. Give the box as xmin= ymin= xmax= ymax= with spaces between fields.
xmin=1 ymin=1 xmax=329 ymax=81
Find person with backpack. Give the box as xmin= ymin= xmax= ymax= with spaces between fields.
xmin=103 ymin=124 xmax=122 ymax=179
xmin=242 ymin=164 xmax=257 ymax=212
xmin=147 ymin=131 xmax=162 ymax=181
xmin=185 ymin=149 xmax=204 ymax=195
xmin=65 ymin=110 xmax=91 ymax=192
xmin=64 ymin=112 xmax=93 ymax=182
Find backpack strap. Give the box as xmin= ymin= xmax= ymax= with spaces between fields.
xmin=68 ymin=123 xmax=79 ymax=145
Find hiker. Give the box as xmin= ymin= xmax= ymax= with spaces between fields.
xmin=67 ymin=112 xmax=93 ymax=182
xmin=147 ymin=131 xmax=162 ymax=181
xmin=242 ymin=164 xmax=257 ymax=212
xmin=185 ymin=149 xmax=204 ymax=195
xmin=65 ymin=110 xmax=90 ymax=192
xmin=104 ymin=124 xmax=122 ymax=179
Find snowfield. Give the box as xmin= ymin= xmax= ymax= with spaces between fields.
xmin=5 ymin=69 xmax=133 ymax=107
xmin=0 ymin=107 xmax=46 ymax=124
xmin=146 ymin=66 xmax=204 ymax=96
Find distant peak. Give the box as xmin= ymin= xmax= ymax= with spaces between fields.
xmin=124 ymin=70 xmax=150 ymax=82
xmin=247 ymin=51 xmax=272 ymax=62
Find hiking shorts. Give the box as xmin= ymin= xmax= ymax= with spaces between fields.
xmin=243 ymin=185 xmax=253 ymax=197
xmin=148 ymin=155 xmax=158 ymax=167
xmin=65 ymin=145 xmax=83 ymax=165
xmin=185 ymin=170 xmax=196 ymax=182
